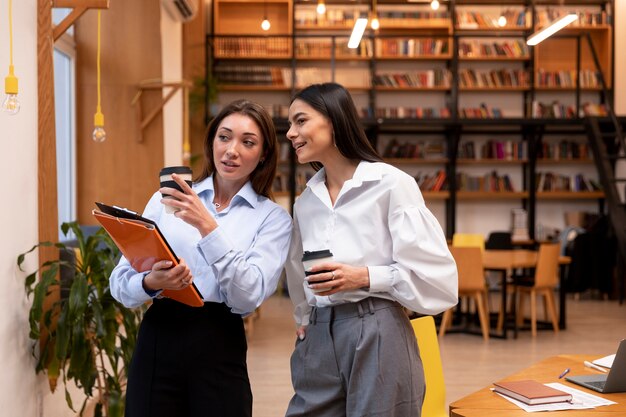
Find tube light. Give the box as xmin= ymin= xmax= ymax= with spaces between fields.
xmin=348 ymin=18 xmax=368 ymax=49
xmin=526 ymin=13 xmax=578 ymax=46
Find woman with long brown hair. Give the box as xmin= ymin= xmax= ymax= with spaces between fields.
xmin=110 ymin=99 xmax=292 ymax=417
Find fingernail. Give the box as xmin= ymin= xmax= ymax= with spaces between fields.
xmin=298 ymin=334 xmax=305 ymax=340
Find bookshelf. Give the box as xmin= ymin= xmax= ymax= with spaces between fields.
xmin=208 ymin=0 xmax=614 ymax=238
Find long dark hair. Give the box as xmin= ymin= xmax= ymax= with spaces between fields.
xmin=291 ymin=83 xmax=382 ymax=171
xmin=196 ymin=99 xmax=278 ymax=198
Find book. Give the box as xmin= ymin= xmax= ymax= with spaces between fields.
xmin=92 ymin=202 xmax=204 ymax=307
xmin=493 ymin=380 xmax=573 ymax=405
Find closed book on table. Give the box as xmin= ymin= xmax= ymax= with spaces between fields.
xmin=493 ymin=380 xmax=572 ymax=405
xmin=93 ymin=202 xmax=204 ymax=307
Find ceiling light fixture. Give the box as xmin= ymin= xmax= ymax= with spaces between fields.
xmin=316 ymin=0 xmax=326 ymax=15
xmin=348 ymin=18 xmax=368 ymax=49
xmin=3 ymin=0 xmax=19 ymax=115
xmin=261 ymin=0 xmax=271 ymax=31
xmin=370 ymin=0 xmax=380 ymax=30
xmin=526 ymin=13 xmax=578 ymax=46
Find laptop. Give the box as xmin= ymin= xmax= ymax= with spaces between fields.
xmin=565 ymin=339 xmax=626 ymax=393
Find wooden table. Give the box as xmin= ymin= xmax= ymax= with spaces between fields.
xmin=483 ymin=249 xmax=571 ymax=339
xmin=449 ymin=354 xmax=626 ymax=417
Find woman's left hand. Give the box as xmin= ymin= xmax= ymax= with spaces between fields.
xmin=160 ymin=173 xmax=218 ymax=237
xmin=306 ymin=262 xmax=370 ymax=296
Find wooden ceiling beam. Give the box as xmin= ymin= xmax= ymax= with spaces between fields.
xmin=52 ymin=0 xmax=109 ymax=42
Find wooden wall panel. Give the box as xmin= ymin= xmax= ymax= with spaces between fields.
xmin=75 ymin=0 xmax=164 ymax=223
xmin=183 ymin=0 xmax=207 ymax=175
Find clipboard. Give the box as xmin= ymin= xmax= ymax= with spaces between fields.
xmin=93 ymin=202 xmax=204 ymax=307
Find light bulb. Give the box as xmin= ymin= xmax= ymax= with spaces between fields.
xmin=371 ymin=17 xmax=380 ymax=30
xmin=261 ymin=18 xmax=271 ymax=31
xmin=316 ymin=2 xmax=326 ymax=14
xmin=4 ymin=68 xmax=19 ymax=115
xmin=498 ymin=15 xmax=507 ymax=27
xmin=93 ymin=110 xmax=106 ymax=142
xmin=92 ymin=126 xmax=106 ymax=142
xmin=430 ymin=0 xmax=440 ymax=11
xmin=2 ymin=93 xmax=19 ymax=115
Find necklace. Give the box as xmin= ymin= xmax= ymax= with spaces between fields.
xmin=214 ymin=202 xmax=221 ymax=209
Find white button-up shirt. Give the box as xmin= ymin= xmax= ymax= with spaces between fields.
xmin=110 ymin=176 xmax=292 ymax=315
xmin=286 ymin=161 xmax=458 ymax=327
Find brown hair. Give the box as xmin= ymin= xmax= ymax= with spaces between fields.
xmin=196 ymin=99 xmax=278 ymax=198
xmin=291 ymin=83 xmax=382 ymax=171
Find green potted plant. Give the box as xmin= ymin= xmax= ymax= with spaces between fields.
xmin=18 ymin=222 xmax=144 ymax=417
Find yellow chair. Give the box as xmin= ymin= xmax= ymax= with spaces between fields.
xmin=452 ymin=233 xmax=485 ymax=251
xmin=516 ymin=243 xmax=561 ymax=337
xmin=411 ymin=316 xmax=447 ymax=417
xmin=439 ymin=246 xmax=490 ymax=340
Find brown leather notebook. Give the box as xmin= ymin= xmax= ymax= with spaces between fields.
xmin=493 ymin=380 xmax=573 ymax=405
xmin=93 ymin=203 xmax=204 ymax=307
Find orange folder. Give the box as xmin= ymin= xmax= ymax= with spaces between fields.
xmin=93 ymin=202 xmax=204 ymax=307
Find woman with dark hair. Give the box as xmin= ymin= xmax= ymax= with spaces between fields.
xmin=110 ymin=99 xmax=292 ymax=417
xmin=284 ymin=83 xmax=457 ymax=417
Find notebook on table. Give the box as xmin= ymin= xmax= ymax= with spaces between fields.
xmin=492 ymin=379 xmax=573 ymax=405
xmin=565 ymin=339 xmax=626 ymax=393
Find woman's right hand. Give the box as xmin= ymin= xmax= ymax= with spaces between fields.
xmin=143 ymin=259 xmax=193 ymax=292
xmin=296 ymin=325 xmax=307 ymax=340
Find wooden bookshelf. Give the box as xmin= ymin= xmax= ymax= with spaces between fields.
xmin=209 ymin=0 xmax=614 ymax=238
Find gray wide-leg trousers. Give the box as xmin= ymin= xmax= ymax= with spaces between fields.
xmin=286 ymin=297 xmax=425 ymax=417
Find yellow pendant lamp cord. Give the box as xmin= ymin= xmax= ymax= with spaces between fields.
xmin=5 ymin=0 xmax=17 ymax=95
xmin=92 ymin=10 xmax=106 ymax=141
xmin=95 ymin=10 xmax=104 ymax=126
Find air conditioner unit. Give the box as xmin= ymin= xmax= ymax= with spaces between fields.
xmin=162 ymin=0 xmax=199 ymax=22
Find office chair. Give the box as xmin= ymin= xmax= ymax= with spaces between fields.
xmin=411 ymin=316 xmax=447 ymax=417
xmin=439 ymin=246 xmax=490 ymax=340
xmin=485 ymin=231 xmax=513 ymax=250
xmin=452 ymin=233 xmax=485 ymax=251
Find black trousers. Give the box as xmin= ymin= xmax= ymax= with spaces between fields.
xmin=125 ymin=298 xmax=252 ymax=417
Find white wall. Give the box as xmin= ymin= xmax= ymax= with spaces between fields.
xmin=0 ymin=2 xmax=85 ymax=416
xmin=0 ymin=1 xmax=47 ymax=416
xmin=161 ymin=9 xmax=184 ymax=167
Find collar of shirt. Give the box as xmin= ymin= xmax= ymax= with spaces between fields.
xmin=306 ymin=161 xmax=383 ymax=207
xmin=193 ymin=175 xmax=258 ymax=209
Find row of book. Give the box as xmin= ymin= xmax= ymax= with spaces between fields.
xmin=459 ymin=140 xmax=528 ymax=161
xmin=536 ymin=69 xmax=601 ymax=88
xmin=295 ymin=38 xmax=372 ymax=58
xmin=382 ymin=140 xmax=446 ymax=159
xmin=415 ymin=171 xmax=517 ymax=192
xmin=375 ymin=38 xmax=450 ymax=58
xmin=459 ymin=104 xmax=503 ymax=119
xmin=536 ymin=172 xmax=601 ymax=192
xmin=536 ymin=10 xmax=610 ymax=28
xmin=368 ymin=107 xmax=451 ymax=119
xmin=531 ymin=101 xmax=576 ymax=119
xmin=458 ymin=40 xmax=529 ymax=59
xmin=458 ymin=69 xmax=530 ymax=89
xmin=457 ymin=171 xmax=516 ymax=192
xmin=295 ymin=9 xmax=362 ymax=28
xmin=537 ymin=141 xmax=590 ymax=161
xmin=373 ymin=70 xmax=451 ymax=88
xmin=456 ymin=11 xmax=529 ymax=29
xmin=215 ymin=66 xmax=291 ymax=86
xmin=214 ymin=38 xmax=290 ymax=58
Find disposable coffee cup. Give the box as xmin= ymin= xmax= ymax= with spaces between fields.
xmin=302 ymin=250 xmax=334 ymax=292
xmin=160 ymin=166 xmax=193 ymax=214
